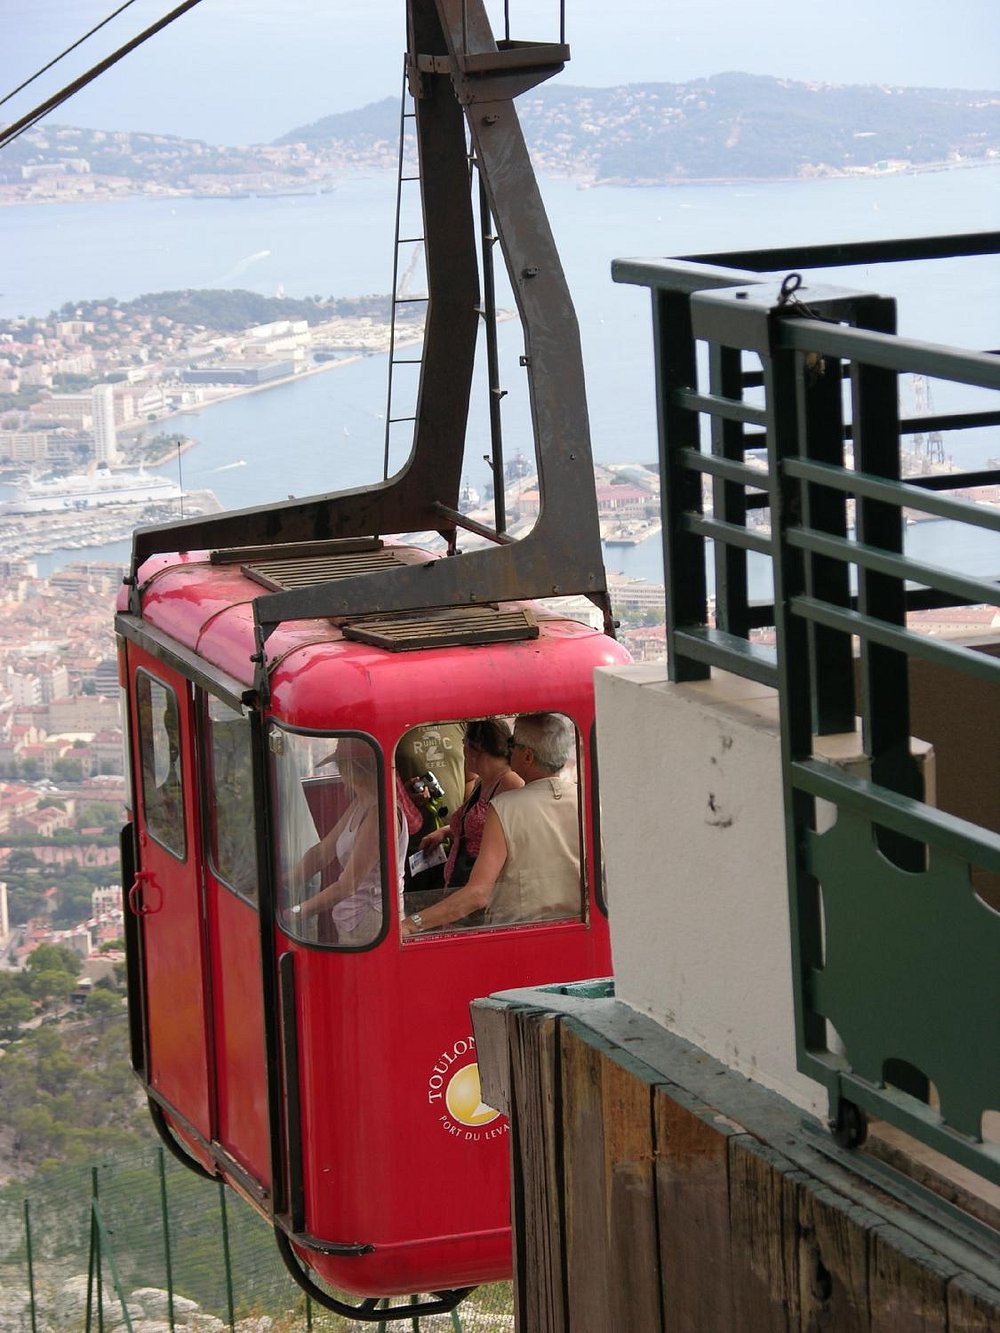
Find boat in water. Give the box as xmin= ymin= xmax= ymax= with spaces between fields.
xmin=2 ymin=466 xmax=184 ymax=515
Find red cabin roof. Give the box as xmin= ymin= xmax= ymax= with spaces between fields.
xmin=123 ymin=548 xmax=630 ymax=733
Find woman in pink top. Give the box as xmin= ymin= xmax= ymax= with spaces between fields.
xmin=421 ymin=718 xmax=523 ymax=890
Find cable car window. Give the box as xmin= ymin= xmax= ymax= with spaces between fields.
xmin=399 ymin=712 xmax=586 ymax=937
xmin=396 ymin=720 xmax=473 ymax=903
xmin=205 ymin=699 xmax=256 ymax=903
xmin=273 ymin=729 xmax=406 ymax=950
xmin=136 ymin=672 xmax=185 ymax=859
xmin=396 ymin=721 xmax=468 ymax=827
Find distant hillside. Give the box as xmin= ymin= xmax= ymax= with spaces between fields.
xmin=519 ymin=72 xmax=1000 ymax=181
xmin=277 ymin=96 xmax=401 ymax=148
xmin=77 ymin=288 xmax=394 ymax=329
xmin=277 ymin=72 xmax=1000 ymax=182
xmin=4 ymin=74 xmax=998 ymax=199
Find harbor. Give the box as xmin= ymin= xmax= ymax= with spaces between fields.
xmin=1 ymin=434 xmax=664 ymax=565
xmin=1 ymin=488 xmax=223 ymax=559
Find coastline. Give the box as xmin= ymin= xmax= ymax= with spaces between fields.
xmin=3 ymin=157 xmax=997 ymax=210
xmin=118 ymin=310 xmax=505 ymax=455
xmin=126 ymin=348 xmax=377 ymax=449
xmin=579 ymin=157 xmax=1000 ymax=190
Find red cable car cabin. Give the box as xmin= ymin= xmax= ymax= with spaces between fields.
xmin=117 ymin=540 xmax=630 ymax=1302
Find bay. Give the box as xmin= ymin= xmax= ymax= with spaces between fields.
xmin=4 ymin=165 xmax=999 ymax=584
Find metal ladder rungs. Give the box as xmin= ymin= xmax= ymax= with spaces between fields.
xmin=384 ymin=57 xmax=430 ymax=478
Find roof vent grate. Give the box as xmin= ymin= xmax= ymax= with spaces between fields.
xmin=242 ymin=546 xmax=413 ymax=592
xmin=342 ymin=605 xmax=538 ymax=652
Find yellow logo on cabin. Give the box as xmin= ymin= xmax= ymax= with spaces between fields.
xmin=445 ymin=1062 xmax=500 ymax=1128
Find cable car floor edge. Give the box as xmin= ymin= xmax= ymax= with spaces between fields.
xmin=116 ymin=2 xmax=629 ymax=1323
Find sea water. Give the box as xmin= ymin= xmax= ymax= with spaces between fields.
xmin=3 ymin=166 xmax=998 ymax=581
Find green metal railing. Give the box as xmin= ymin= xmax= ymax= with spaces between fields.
xmin=614 ymin=232 xmax=1000 ymax=1185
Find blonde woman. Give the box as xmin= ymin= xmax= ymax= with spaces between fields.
xmin=294 ymin=737 xmax=406 ymax=946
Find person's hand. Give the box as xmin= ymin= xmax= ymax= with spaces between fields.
xmin=288 ymin=846 xmax=317 ymax=896
xmin=419 ymin=827 xmax=447 ymax=852
xmin=401 ymin=916 xmax=418 ymax=938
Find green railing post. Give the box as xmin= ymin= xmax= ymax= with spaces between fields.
xmin=217 ymin=1180 xmax=235 ymax=1332
xmin=89 ymin=1197 xmax=134 ymax=1333
xmin=23 ymin=1199 xmax=37 ymax=1333
xmin=86 ymin=1165 xmax=103 ymax=1333
xmin=157 ymin=1145 xmax=175 ymax=1330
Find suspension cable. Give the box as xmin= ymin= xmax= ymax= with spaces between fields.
xmin=0 ymin=0 xmax=142 ymax=110
xmin=0 ymin=0 xmax=205 ymax=153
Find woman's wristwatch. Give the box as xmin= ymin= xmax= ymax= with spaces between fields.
xmin=409 ymin=913 xmax=423 ymax=931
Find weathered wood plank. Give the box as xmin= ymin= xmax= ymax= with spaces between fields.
xmin=654 ymin=1082 xmax=740 ymax=1331
xmin=560 ymin=1027 xmax=610 ymax=1329
xmin=728 ymin=1136 xmax=802 ymax=1330
xmin=482 ymin=988 xmax=1000 ymax=1332
xmin=796 ymin=1185 xmax=871 ymax=1332
xmin=471 ymin=996 xmax=514 ymax=1115
xmin=946 ymin=1273 xmax=1000 ymax=1332
xmin=602 ymin=1047 xmax=662 ymax=1333
xmin=508 ymin=1007 xmax=566 ymax=1333
xmin=867 ymin=1224 xmax=954 ymax=1332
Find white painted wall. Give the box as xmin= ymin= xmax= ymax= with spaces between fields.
xmin=594 ymin=663 xmax=868 ymax=1118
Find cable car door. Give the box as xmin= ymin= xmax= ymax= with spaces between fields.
xmin=131 ymin=660 xmax=212 ymax=1145
xmin=201 ymin=695 xmax=270 ymax=1186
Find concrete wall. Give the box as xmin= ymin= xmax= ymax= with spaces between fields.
xmin=595 ymin=663 xmax=828 ymax=1115
xmin=594 ymin=646 xmax=1000 ymax=1117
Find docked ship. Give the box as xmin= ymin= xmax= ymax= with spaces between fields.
xmin=2 ymin=466 xmax=184 ymax=515
xmin=458 ymin=479 xmax=481 ymax=513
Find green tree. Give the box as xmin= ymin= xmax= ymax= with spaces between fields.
xmin=50 ymin=871 xmax=104 ymax=928
xmin=27 ymin=968 xmax=75 ymax=1009
xmin=0 ymin=990 xmax=33 ymax=1040
xmin=82 ymin=988 xmax=121 ymax=1031
xmin=76 ymin=801 xmax=122 ymax=829
xmin=5 ymin=849 xmax=42 ymax=873
xmin=26 ymin=943 xmax=81 ymax=977
xmin=31 ymin=1028 xmax=81 ymax=1095
xmin=10 ymin=1103 xmax=65 ymax=1162
xmin=24 ymin=943 xmax=80 ymax=1010
xmin=53 ymin=756 xmax=84 ymax=782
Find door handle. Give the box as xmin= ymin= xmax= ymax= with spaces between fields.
xmin=128 ymin=869 xmax=162 ymax=916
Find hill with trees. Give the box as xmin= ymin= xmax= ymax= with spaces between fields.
xmin=0 ymin=946 xmax=141 ymax=1183
xmin=279 ymin=72 xmax=1000 ymax=181
xmin=58 ymin=289 xmax=394 ymax=332
xmin=517 ymin=72 xmax=1000 ymax=181
xmin=5 ymin=75 xmax=998 ymax=200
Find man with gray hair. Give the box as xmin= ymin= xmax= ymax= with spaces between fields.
xmin=401 ymin=712 xmax=581 ymax=934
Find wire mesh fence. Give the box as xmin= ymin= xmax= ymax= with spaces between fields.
xmin=0 ymin=1142 xmax=514 ymax=1331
